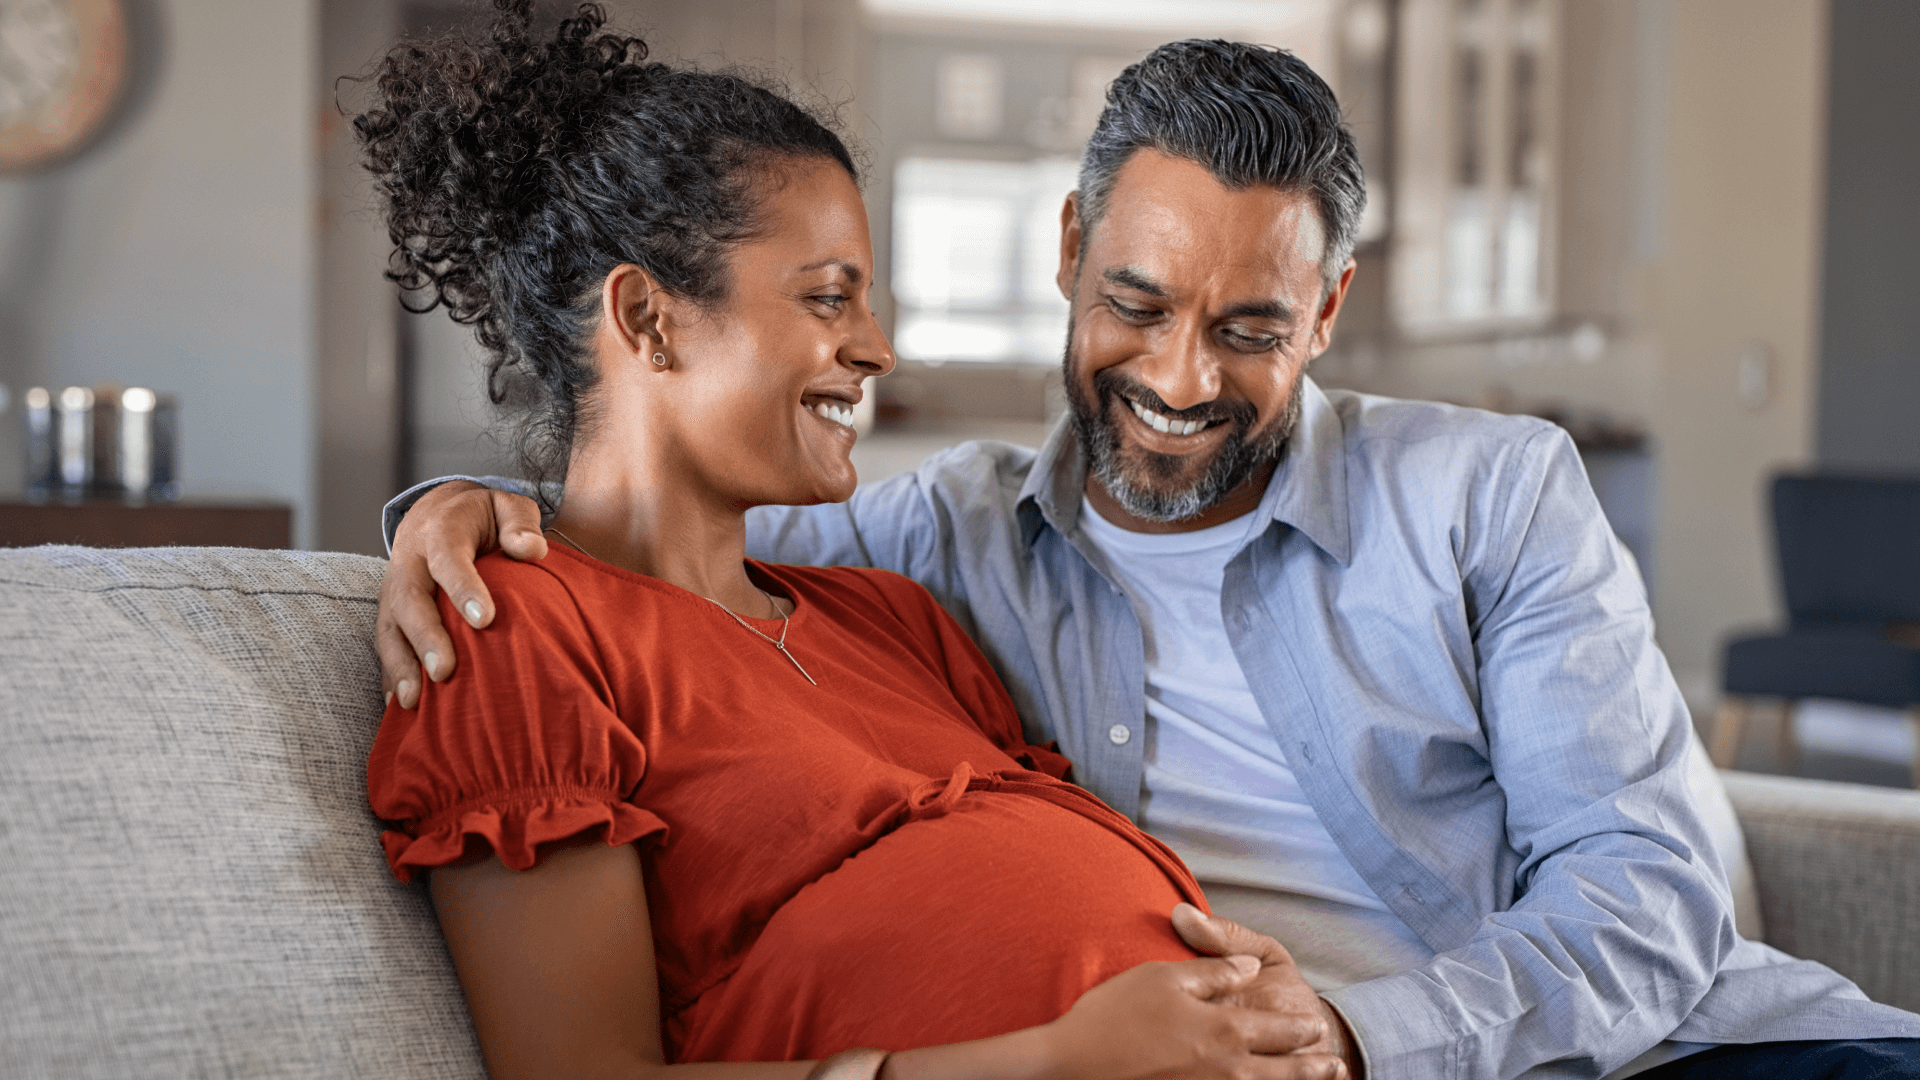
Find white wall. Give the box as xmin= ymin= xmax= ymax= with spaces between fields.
xmin=0 ymin=0 xmax=318 ymax=545
xmin=1641 ymin=0 xmax=1828 ymax=707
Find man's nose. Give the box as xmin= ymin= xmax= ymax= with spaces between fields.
xmin=1132 ymin=320 xmax=1219 ymax=412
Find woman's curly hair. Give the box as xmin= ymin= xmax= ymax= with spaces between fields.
xmin=353 ymin=0 xmax=855 ymax=502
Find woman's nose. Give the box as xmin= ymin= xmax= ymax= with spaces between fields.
xmin=843 ymin=309 xmax=896 ymax=377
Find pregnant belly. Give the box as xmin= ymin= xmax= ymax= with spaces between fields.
xmin=670 ymin=772 xmax=1203 ymax=1061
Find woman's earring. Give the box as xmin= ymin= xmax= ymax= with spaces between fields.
xmin=651 ymin=352 xmax=667 ymax=367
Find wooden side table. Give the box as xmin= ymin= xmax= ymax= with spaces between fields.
xmin=0 ymin=499 xmax=293 ymax=549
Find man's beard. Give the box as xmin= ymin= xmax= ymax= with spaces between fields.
xmin=1064 ymin=326 xmax=1302 ymax=523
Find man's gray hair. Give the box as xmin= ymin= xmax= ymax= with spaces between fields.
xmin=1077 ymin=39 xmax=1367 ymax=295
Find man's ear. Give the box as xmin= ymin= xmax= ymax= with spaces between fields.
xmin=600 ymin=263 xmax=673 ymax=362
xmin=1309 ymin=259 xmax=1357 ymax=359
xmin=1055 ymin=192 xmax=1085 ymax=301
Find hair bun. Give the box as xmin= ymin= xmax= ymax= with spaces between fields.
xmin=354 ymin=1 xmax=646 ymax=328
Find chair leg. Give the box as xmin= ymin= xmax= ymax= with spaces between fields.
xmin=1774 ymin=699 xmax=1800 ymax=771
xmin=1710 ymin=697 xmax=1752 ymax=768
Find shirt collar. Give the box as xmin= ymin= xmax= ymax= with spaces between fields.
xmin=1016 ymin=374 xmax=1352 ymax=565
xmin=1016 ymin=414 xmax=1086 ymax=547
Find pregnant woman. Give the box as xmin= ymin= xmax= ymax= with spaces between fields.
xmin=362 ymin=4 xmax=1337 ymax=1079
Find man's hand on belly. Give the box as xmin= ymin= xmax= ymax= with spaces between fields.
xmin=1173 ymin=903 xmax=1364 ymax=1079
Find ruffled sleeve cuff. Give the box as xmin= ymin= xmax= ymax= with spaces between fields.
xmin=381 ymin=786 xmax=670 ymax=883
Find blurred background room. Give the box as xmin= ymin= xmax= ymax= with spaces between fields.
xmin=0 ymin=0 xmax=1914 ymax=784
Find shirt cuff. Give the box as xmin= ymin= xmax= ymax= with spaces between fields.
xmin=1321 ymin=993 xmax=1375 ymax=1080
xmin=380 ymin=475 xmax=535 ymax=557
xmin=1322 ymin=973 xmax=1456 ymax=1080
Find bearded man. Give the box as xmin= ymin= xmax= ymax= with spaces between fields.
xmin=375 ymin=39 xmax=1920 ymax=1079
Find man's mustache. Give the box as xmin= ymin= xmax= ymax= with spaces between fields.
xmin=1092 ymin=369 xmax=1257 ymax=430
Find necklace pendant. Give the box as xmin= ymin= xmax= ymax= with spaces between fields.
xmin=774 ymin=642 xmax=818 ymax=686
xmin=702 ymin=583 xmax=816 ymax=686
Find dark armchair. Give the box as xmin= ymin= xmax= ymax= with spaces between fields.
xmin=1711 ymin=473 xmax=1920 ymax=784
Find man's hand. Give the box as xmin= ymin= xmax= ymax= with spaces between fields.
xmin=1173 ymin=903 xmax=1365 ymax=1079
xmin=377 ymin=481 xmax=546 ymax=708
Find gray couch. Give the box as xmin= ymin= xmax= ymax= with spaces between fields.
xmin=3 ymin=544 xmax=1917 ymax=1078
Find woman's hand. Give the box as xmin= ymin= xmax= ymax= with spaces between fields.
xmin=1032 ymin=952 xmax=1347 ymax=1080
xmin=377 ymin=481 xmax=545 ymax=707
xmin=1170 ymin=904 xmax=1364 ymax=1079
xmin=882 ymin=930 xmax=1341 ymax=1080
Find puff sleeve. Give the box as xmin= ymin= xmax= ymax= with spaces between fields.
xmin=367 ymin=553 xmax=668 ymax=882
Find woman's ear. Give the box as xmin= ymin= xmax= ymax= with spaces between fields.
xmin=600 ymin=264 xmax=674 ymax=369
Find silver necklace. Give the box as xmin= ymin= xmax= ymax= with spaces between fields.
xmin=545 ymin=527 xmax=817 ymax=686
xmin=702 ymin=589 xmax=817 ymax=686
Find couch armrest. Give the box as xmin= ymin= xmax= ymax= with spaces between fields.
xmin=1720 ymin=770 xmax=1920 ymax=1013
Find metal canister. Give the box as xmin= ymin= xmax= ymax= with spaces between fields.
xmin=23 ymin=386 xmax=56 ymax=493
xmin=112 ymin=387 xmax=178 ymax=499
xmin=56 ymin=386 xmax=93 ymax=491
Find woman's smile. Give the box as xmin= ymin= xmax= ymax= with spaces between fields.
xmin=804 ymin=397 xmax=857 ymax=429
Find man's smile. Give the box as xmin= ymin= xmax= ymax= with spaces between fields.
xmin=1125 ymin=396 xmax=1221 ymax=437
xmin=1110 ymin=387 xmax=1243 ymax=462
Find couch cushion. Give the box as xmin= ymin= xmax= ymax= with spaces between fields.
xmin=0 ymin=545 xmax=483 ymax=1080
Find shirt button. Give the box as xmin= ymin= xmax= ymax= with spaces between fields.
xmin=1108 ymin=724 xmax=1132 ymax=746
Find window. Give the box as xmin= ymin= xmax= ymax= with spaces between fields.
xmin=934 ymin=54 xmax=1004 ymax=139
xmin=1392 ymin=0 xmax=1559 ymax=333
xmin=890 ymin=156 xmax=1080 ymax=365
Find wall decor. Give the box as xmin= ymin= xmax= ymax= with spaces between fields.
xmin=0 ymin=0 xmax=128 ymax=173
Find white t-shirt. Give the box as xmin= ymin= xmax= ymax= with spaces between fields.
xmin=1077 ymin=497 xmax=1434 ymax=991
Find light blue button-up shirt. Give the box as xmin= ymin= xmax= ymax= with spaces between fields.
xmin=389 ymin=377 xmax=1920 ymax=1077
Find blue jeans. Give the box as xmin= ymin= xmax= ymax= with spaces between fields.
xmin=1638 ymin=1040 xmax=1920 ymax=1078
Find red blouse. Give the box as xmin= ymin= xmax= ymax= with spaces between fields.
xmin=368 ymin=544 xmax=1206 ymax=1060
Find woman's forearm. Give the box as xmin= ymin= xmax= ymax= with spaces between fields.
xmin=631 ymin=1061 xmax=816 ymax=1080
xmin=882 ymin=1024 xmax=1057 ymax=1080
xmin=630 ymin=1028 xmax=1056 ymax=1080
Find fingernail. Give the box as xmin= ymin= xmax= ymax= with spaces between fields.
xmin=385 ymin=690 xmax=394 ymax=707
xmin=1227 ymin=954 xmax=1260 ymax=977
xmin=398 ymin=679 xmax=417 ymax=707
xmin=424 ymin=652 xmax=442 ymax=681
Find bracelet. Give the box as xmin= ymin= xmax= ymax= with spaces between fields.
xmin=805 ymin=1047 xmax=890 ymax=1080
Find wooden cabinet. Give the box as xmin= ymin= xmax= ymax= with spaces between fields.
xmin=0 ymin=499 xmax=292 ymax=550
